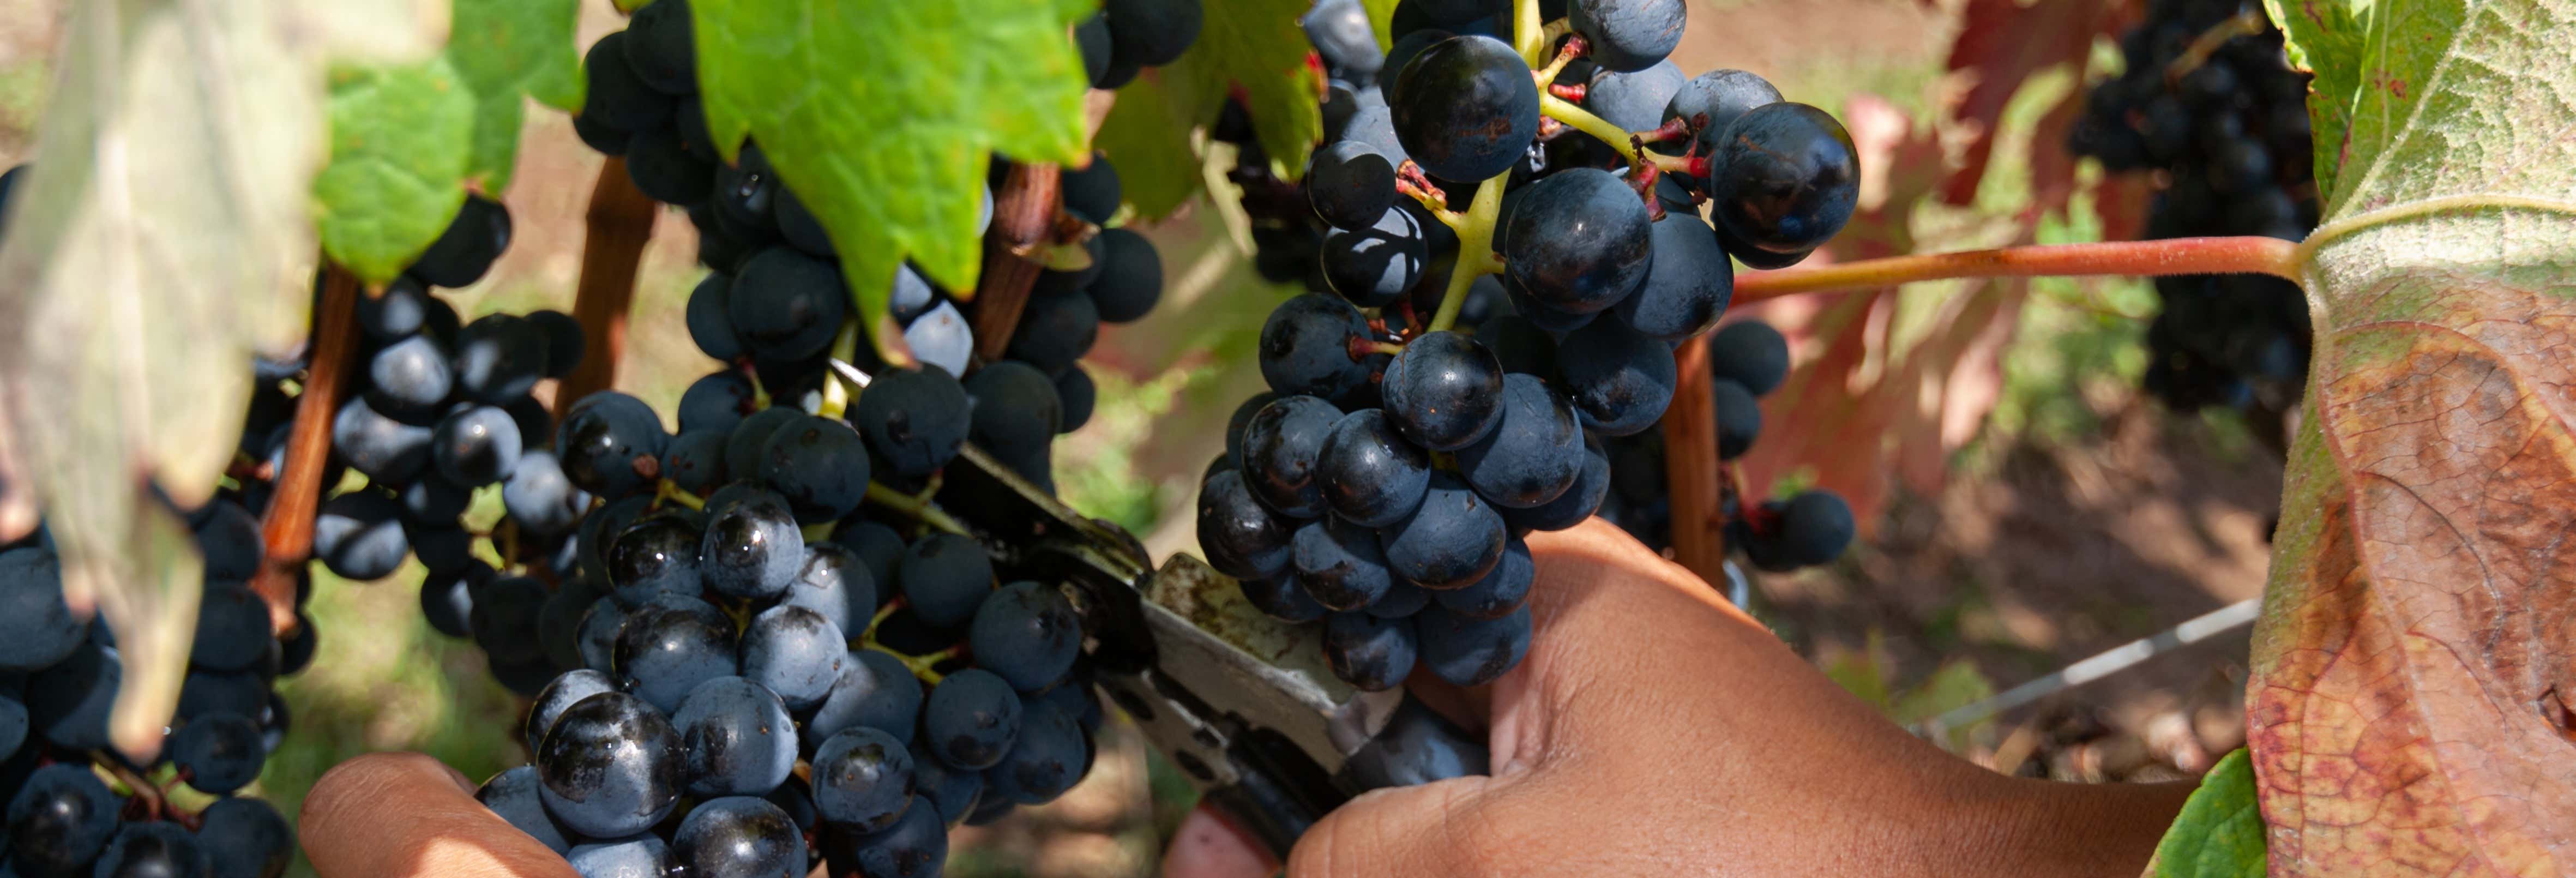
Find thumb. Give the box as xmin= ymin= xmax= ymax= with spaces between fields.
xmin=300 ymin=753 xmax=578 ymax=878
xmin=1287 ymin=773 xmax=1501 ymax=878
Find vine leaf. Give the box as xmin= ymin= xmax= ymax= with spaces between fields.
xmin=1361 ymin=0 xmax=1398 ymax=51
xmin=693 ymin=0 xmax=1095 ymax=362
xmin=0 ymin=0 xmax=442 ymax=759
xmin=2250 ymin=0 xmax=2576 ymax=869
xmin=316 ymin=0 xmax=586 ymax=282
xmin=446 ymin=0 xmax=588 ymax=191
xmin=1094 ymin=0 xmax=1326 ymax=221
xmin=2147 ymin=749 xmax=2267 ymax=877
xmin=314 ymin=60 xmax=476 ymax=284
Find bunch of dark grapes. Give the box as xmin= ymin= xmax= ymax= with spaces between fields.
xmin=577 ymin=0 xmax=1172 ymax=492
xmin=475 ymin=362 xmax=1118 ymax=875
xmin=0 ymin=165 xmax=302 ymax=878
xmin=2067 ymin=1 xmax=2316 ymax=412
xmin=1198 ymin=0 xmax=1863 ymax=691
xmin=1594 ymin=320 xmax=1856 ymax=574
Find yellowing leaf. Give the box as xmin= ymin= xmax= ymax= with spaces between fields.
xmin=0 ymin=0 xmax=443 ymax=759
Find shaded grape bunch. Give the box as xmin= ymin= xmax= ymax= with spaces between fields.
xmin=477 ymin=381 xmax=1109 ymax=875
xmin=1199 ymin=0 xmax=1859 ymax=693
xmin=1594 ymin=318 xmax=1854 ymax=576
xmin=2066 ymin=0 xmax=2316 ymax=413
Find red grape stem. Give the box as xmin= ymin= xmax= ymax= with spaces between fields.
xmin=1634 ymin=116 xmax=1694 ymax=146
xmin=250 ymin=263 xmax=363 ymax=635
xmin=1731 ymin=237 xmax=2302 ymax=303
xmin=95 ymin=754 xmax=171 ymax=822
xmin=556 ymin=158 xmax=657 ymax=421
xmin=1531 ymin=34 xmax=1588 ymax=89
xmin=1548 ymin=82 xmax=1587 ymax=101
xmin=862 ymin=482 xmax=972 ymax=537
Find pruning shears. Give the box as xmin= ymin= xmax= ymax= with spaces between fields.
xmin=912 ymin=416 xmax=1488 ymax=858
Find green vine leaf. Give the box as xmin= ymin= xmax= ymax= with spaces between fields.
xmin=1094 ymin=0 xmax=1326 ymax=221
xmin=314 ymin=59 xmax=476 ymax=284
xmin=315 ymin=0 xmax=585 ymax=282
xmin=2250 ymin=0 xmax=2576 ymax=869
xmin=2148 ymin=749 xmax=2266 ymax=878
xmin=693 ymin=0 xmax=1095 ymax=360
xmin=446 ymin=0 xmax=587 ymax=191
xmin=1362 ymin=0 xmax=1399 ymax=51
xmin=0 ymin=0 xmax=442 ymax=759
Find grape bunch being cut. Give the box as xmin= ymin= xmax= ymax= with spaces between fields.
xmin=1200 ymin=0 xmax=1863 ymax=692
xmin=2067 ymin=0 xmax=2315 ymax=414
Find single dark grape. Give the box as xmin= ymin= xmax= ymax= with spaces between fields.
xmin=1713 ymin=377 xmax=1762 ymax=459
xmin=8 ymin=763 xmax=119 ymax=874
xmin=1501 ymin=168 xmax=1654 ymax=315
xmin=1454 ymin=373 xmax=1585 ymax=508
xmin=525 ymin=669 xmax=619 ymax=755
xmin=700 ymin=485 xmax=805 ymax=600
xmin=1416 ymin=602 xmax=1532 ymax=685
xmin=1502 ymin=432 xmax=1609 ymax=532
xmin=470 ymin=575 xmax=550 ymax=667
xmin=671 ymin=796 xmax=804 ymax=878
xmin=1320 ymin=205 xmax=1427 ymax=309
xmin=1307 ymin=140 xmax=1399 ymax=230
xmin=453 ymin=312 xmax=551 ymax=404
xmin=1585 ymin=59 xmax=1684 ymax=130
xmin=898 ymin=533 xmax=994 ymax=629
xmin=1007 ymin=284 xmax=1101 ymax=374
xmin=964 ymin=361 xmax=1063 ymax=462
xmin=363 ymin=335 xmax=452 ymax=421
xmin=854 ymin=365 xmax=971 ymax=479
xmin=92 ymin=821 xmax=212 ymax=878
xmin=1380 ymin=330 xmax=1504 ymax=451
xmin=1557 ymin=317 xmax=1677 ymax=436
xmin=1258 ymin=293 xmax=1373 ymax=399
xmin=1389 ymin=35 xmax=1540 ymax=182
xmin=190 ymin=582 xmax=273 ymax=671
xmin=478 ymin=765 xmax=573 ymax=853
xmin=1379 ymin=472 xmax=1506 ymax=589
xmin=923 ymin=669 xmax=1021 ymax=771
xmin=414 ymin=194 xmax=514 ymax=288
xmin=0 ymin=549 xmax=83 ymax=672
xmin=579 ymin=32 xmax=675 ymax=134
xmin=1707 ymin=319 xmax=1790 ymax=395
xmin=622 ymin=0 xmax=697 ymax=94
xmin=1196 ymin=470 xmax=1295 ymax=580
xmin=608 ymin=513 xmax=705 ymax=605
xmin=1705 ymin=103 xmax=1859 ymax=254
xmin=661 ymin=428 xmax=730 ymax=496
xmin=1054 ymin=365 xmax=1097 ymax=434
xmin=759 ymin=414 xmax=871 ymax=522
xmin=566 ymin=835 xmax=673 ymax=878
xmin=807 ymin=649 xmax=924 ymax=748
xmin=1315 ymin=408 xmax=1431 ymax=528
xmin=1087 ymin=227 xmax=1164 ymax=324
xmin=673 ymin=677 xmax=800 ymax=798
xmin=740 ymin=606 xmax=845 ymax=712
xmin=432 ymin=404 xmax=523 ymax=487
xmin=535 ymin=691 xmax=684 ymax=839
xmin=312 ymin=490 xmax=409 ymax=581
xmin=332 ymin=397 xmax=434 ymax=484
xmin=687 ymin=272 xmax=746 ymax=361
xmin=198 ymin=797 xmax=294 ymax=878
xmin=843 ymin=796 xmax=949 ymax=877
xmin=1104 ymin=0 xmax=1203 ymax=67
xmin=986 ymin=700 xmax=1087 ymax=805
xmin=611 ymin=598 xmax=740 ymax=714
xmin=1324 ymin=612 xmax=1417 ymax=691
xmin=969 ymin=581 xmax=1081 ymax=692
xmin=1290 ymin=517 xmax=1395 ymax=611
xmin=811 ymin=726 xmax=916 ymax=832
xmin=1237 ymin=395 xmax=1344 ymax=519
xmin=556 ymin=391 xmax=669 ymax=498
xmin=1239 ymin=574 xmax=1327 ymax=622
xmin=1614 ymin=213 xmax=1732 ymax=341
xmin=730 ymin=247 xmax=850 ymax=362
xmin=1668 ymin=68 xmax=1781 ymax=138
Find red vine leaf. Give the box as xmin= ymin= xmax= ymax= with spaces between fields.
xmin=1935 ymin=0 xmax=2130 ymax=208
xmin=2246 ymin=0 xmax=2576 ymax=866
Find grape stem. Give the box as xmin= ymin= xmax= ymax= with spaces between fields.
xmin=2164 ymin=10 xmax=2268 ymax=85
xmin=1530 ymin=34 xmax=1587 ymax=88
xmin=1537 ymin=95 xmax=1641 ymax=167
xmin=654 ymin=479 xmax=707 ymax=511
xmin=1427 ymin=173 xmax=1509 ymax=332
xmin=871 ymin=645 xmax=955 ymax=685
xmin=249 ymin=264 xmax=363 ymax=634
xmin=819 ymin=320 xmax=862 ymax=418
xmin=1514 ymin=0 xmax=1548 ymax=65
xmin=555 ymin=158 xmax=658 ymax=420
xmin=95 ymin=754 xmax=168 ymax=822
xmin=1730 ymin=237 xmax=2303 ymax=302
xmin=863 ymin=482 xmax=972 ymax=537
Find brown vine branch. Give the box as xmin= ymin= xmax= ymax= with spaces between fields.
xmin=249 ymin=264 xmax=360 ymax=634
xmin=1731 ymin=237 xmax=2302 ymax=303
xmin=967 ymin=161 xmax=1062 ymax=364
xmin=1662 ymin=334 xmax=1728 ymax=585
xmin=555 ymin=158 xmax=659 ymax=419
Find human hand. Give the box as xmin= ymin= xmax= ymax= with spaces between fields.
xmin=299 ymin=753 xmax=579 ymax=878
xmin=1163 ymin=517 xmax=2195 ymax=878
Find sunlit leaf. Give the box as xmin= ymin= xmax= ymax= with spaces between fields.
xmin=1093 ymin=0 xmax=1325 ymax=220
xmin=314 ymin=59 xmax=476 ymax=284
xmin=2148 ymin=749 xmax=2267 ymax=877
xmin=693 ymin=0 xmax=1096 ymax=363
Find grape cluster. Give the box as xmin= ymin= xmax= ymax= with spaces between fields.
xmin=1594 ymin=320 xmax=1856 ymax=573
xmin=475 ymin=376 xmax=1112 ymax=874
xmin=1198 ymin=0 xmax=1861 ymax=691
xmin=0 ymin=166 xmax=298 ymax=878
xmin=1075 ymin=0 xmax=1207 ymax=89
xmin=576 ymin=1 xmax=1167 ymax=491
xmin=2066 ymin=0 xmax=2315 ymax=412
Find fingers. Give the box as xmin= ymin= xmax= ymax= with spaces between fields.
xmin=1287 ymin=774 xmax=1502 ymax=878
xmin=1161 ymin=803 xmax=1278 ymax=878
xmin=300 ymin=753 xmax=578 ymax=878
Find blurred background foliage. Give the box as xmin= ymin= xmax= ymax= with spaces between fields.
xmin=0 ymin=0 xmax=2279 ymax=871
